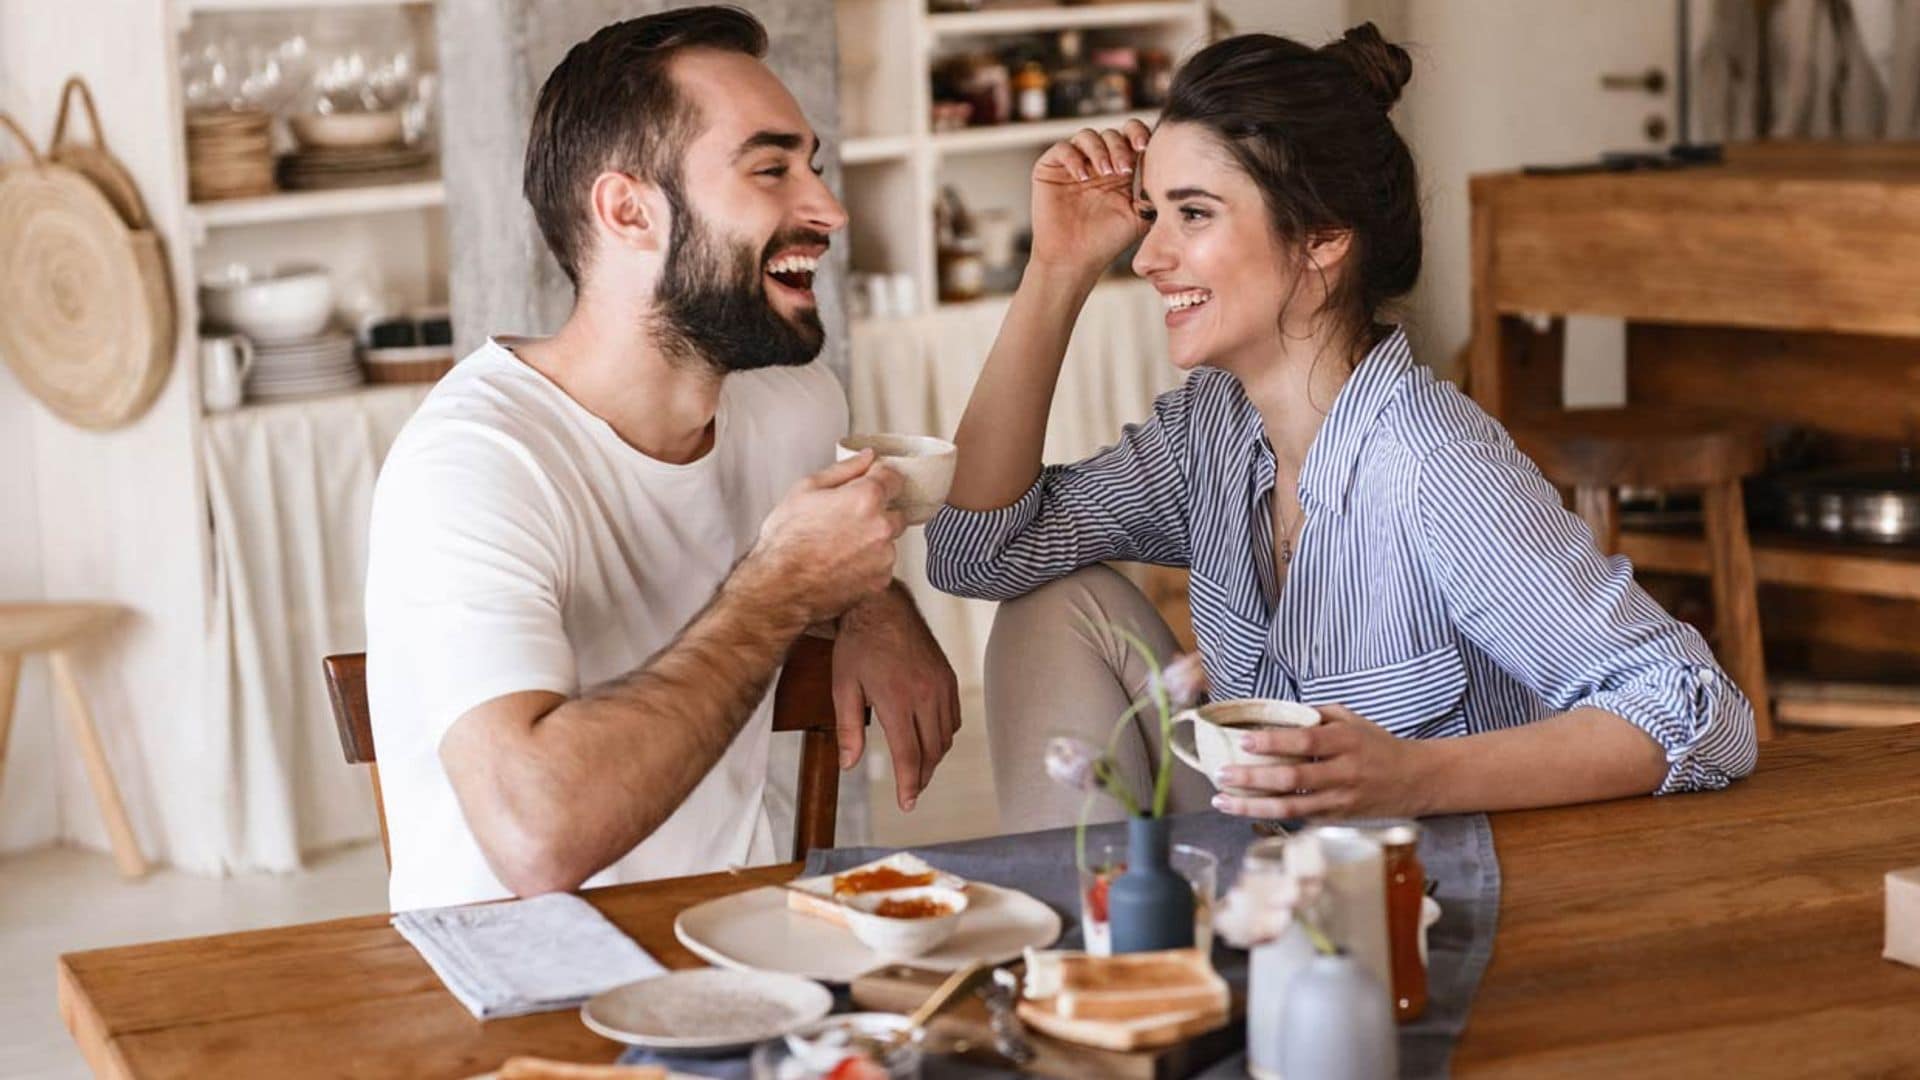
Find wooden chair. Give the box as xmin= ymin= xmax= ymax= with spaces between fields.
xmin=322 ymin=635 xmax=854 ymax=867
xmin=1508 ymin=406 xmax=1775 ymax=740
xmin=0 ymin=603 xmax=147 ymax=878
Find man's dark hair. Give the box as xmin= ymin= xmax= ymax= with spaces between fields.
xmin=523 ymin=6 xmax=769 ymax=288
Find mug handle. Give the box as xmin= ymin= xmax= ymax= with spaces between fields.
xmin=233 ymin=335 xmax=255 ymax=382
xmin=1167 ymin=710 xmax=1206 ymax=773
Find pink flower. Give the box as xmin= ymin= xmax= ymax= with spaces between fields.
xmin=1044 ymin=736 xmax=1100 ymax=792
xmin=1152 ymin=652 xmax=1209 ymax=709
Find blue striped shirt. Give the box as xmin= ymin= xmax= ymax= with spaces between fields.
xmin=925 ymin=327 xmax=1757 ymax=794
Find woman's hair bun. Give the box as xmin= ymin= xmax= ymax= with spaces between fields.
xmin=1321 ymin=22 xmax=1412 ymax=111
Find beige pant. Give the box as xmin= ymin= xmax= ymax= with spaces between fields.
xmin=985 ymin=565 xmax=1217 ymax=832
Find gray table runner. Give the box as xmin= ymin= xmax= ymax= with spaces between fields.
xmin=623 ymin=811 xmax=1500 ymax=1079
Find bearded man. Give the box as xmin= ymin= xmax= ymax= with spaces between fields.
xmin=364 ymin=6 xmax=958 ymax=911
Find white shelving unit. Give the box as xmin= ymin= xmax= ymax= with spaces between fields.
xmin=930 ymin=108 xmax=1160 ymax=154
xmin=167 ymin=0 xmax=447 ymax=415
xmin=180 ymin=0 xmax=429 ymax=13
xmin=926 ymin=1 xmax=1202 ymax=37
xmin=834 ymin=0 xmax=1208 ymax=315
xmin=186 ymin=178 xmax=444 ymax=237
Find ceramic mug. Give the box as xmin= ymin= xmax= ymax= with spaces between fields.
xmin=836 ymin=433 xmax=958 ymax=525
xmin=200 ymin=334 xmax=254 ymax=412
xmin=1169 ymin=699 xmax=1322 ymax=795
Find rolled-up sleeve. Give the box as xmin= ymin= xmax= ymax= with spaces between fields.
xmin=924 ymin=384 xmax=1194 ymax=601
xmin=1412 ymin=437 xmax=1757 ymax=793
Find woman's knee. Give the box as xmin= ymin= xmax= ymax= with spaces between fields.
xmin=988 ymin=565 xmax=1155 ymax=653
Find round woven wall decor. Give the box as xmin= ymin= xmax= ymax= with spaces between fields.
xmin=0 ymin=159 xmax=173 ymax=430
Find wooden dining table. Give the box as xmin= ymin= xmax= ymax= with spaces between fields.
xmin=58 ymin=725 xmax=1920 ymax=1078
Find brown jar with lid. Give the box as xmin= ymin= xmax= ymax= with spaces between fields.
xmin=1338 ymin=818 xmax=1429 ymax=1021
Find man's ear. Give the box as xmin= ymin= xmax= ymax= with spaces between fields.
xmin=588 ymin=170 xmax=669 ymax=257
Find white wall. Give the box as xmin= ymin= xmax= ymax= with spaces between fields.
xmin=0 ymin=0 xmax=211 ymax=867
xmin=1383 ymin=0 xmax=1675 ymax=399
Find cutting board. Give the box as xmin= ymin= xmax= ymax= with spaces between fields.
xmin=850 ymin=964 xmax=1242 ymax=1080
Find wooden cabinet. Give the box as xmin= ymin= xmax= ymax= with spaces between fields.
xmin=1469 ymin=143 xmax=1920 ymax=721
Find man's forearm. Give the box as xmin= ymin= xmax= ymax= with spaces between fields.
xmin=496 ymin=558 xmax=810 ymax=890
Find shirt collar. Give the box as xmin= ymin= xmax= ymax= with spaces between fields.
xmin=1297 ymin=326 xmax=1415 ymax=515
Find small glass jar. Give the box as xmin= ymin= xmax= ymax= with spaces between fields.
xmin=937 ymin=235 xmax=986 ymax=304
xmin=1013 ymin=61 xmax=1050 ymax=122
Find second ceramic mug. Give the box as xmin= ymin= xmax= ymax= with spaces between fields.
xmin=1170 ymin=699 xmax=1322 ymax=795
xmin=200 ymin=334 xmax=255 ymax=412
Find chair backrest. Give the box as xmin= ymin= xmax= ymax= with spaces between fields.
xmin=321 ymin=635 xmax=851 ymax=869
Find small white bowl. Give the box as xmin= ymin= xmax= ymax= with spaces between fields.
xmin=840 ymin=885 xmax=969 ymax=959
xmin=289 ymin=110 xmax=404 ymax=150
xmin=836 ymin=434 xmax=958 ymax=526
xmin=200 ymin=265 xmax=335 ymax=344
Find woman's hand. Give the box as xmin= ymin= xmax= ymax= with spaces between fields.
xmin=1210 ymin=705 xmax=1436 ymax=820
xmin=1027 ymin=119 xmax=1151 ymax=280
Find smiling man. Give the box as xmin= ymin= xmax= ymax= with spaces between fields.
xmin=363 ymin=6 xmax=960 ymax=912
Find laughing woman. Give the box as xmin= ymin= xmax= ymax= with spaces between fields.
xmin=924 ymin=26 xmax=1757 ymax=832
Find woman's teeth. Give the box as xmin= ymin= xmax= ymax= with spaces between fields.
xmin=766 ymin=253 xmax=820 ymax=291
xmin=1163 ymin=289 xmax=1212 ymax=311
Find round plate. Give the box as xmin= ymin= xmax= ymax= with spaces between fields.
xmin=579 ymin=969 xmax=832 ymax=1054
xmin=674 ymin=882 xmax=1062 ymax=984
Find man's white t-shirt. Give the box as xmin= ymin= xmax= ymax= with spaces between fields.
xmin=364 ymin=338 xmax=847 ymax=911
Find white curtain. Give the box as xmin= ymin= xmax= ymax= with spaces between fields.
xmin=1695 ymin=0 xmax=1919 ymax=139
xmin=200 ymin=386 xmax=431 ymax=871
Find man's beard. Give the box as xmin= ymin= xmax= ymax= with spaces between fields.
xmin=650 ymin=188 xmax=826 ymax=375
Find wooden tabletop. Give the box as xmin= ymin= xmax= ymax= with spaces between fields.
xmin=59 ymin=726 xmax=1920 ymax=1079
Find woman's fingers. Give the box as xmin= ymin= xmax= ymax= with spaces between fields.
xmin=1122 ymin=117 xmax=1151 ymax=152
xmin=1068 ymin=128 xmax=1120 ymax=177
xmin=1211 ymin=788 xmax=1352 ymax=820
xmin=1097 ymin=127 xmax=1137 ymax=175
xmin=1216 ymin=755 xmax=1357 ymax=795
xmin=1036 ymin=139 xmax=1094 ymax=182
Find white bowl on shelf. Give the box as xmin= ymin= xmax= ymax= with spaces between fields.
xmin=289 ymin=110 xmax=405 ymax=150
xmin=200 ymin=265 xmax=335 ymax=344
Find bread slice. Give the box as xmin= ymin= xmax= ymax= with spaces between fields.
xmin=1024 ymin=948 xmax=1228 ymax=1021
xmin=784 ymin=853 xmax=967 ymax=928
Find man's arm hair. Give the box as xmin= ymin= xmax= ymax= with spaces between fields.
xmin=438 ymin=555 xmax=807 ymax=896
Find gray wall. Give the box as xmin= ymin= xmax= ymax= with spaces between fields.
xmin=436 ymin=0 xmax=849 ymax=376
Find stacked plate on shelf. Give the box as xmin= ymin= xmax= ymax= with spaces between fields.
xmin=245 ymin=331 xmax=365 ymax=403
xmin=185 ymin=109 xmax=276 ymax=201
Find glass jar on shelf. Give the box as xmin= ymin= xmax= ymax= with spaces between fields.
xmin=1014 ymin=61 xmax=1051 ymax=123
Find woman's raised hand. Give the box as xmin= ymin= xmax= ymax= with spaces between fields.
xmin=1027 ymin=118 xmax=1152 ymax=280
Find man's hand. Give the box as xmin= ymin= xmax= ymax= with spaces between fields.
xmin=832 ymin=584 xmax=961 ymax=811
xmin=741 ymin=450 xmax=905 ymax=626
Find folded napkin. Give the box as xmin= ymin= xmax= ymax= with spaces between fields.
xmin=393 ymin=892 xmax=664 ymax=1020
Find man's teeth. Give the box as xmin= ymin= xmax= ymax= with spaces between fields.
xmin=766 ymin=254 xmax=821 ymax=275
xmin=1163 ymin=289 xmax=1213 ymax=311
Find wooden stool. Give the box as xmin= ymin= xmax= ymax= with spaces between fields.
xmin=1507 ymin=408 xmax=1775 ymax=740
xmin=0 ymin=603 xmax=148 ymax=877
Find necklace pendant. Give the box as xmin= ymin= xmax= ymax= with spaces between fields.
xmin=1279 ymin=541 xmax=1293 ymax=565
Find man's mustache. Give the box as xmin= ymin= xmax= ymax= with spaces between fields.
xmin=761 ymin=229 xmax=833 ymax=261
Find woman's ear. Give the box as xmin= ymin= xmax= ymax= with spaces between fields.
xmin=1304 ymin=228 xmax=1353 ymax=275
xmin=588 ymin=171 xmax=669 ymax=259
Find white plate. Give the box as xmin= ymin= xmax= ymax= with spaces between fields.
xmin=579 ymin=968 xmax=833 ymax=1053
xmin=674 ymin=882 xmax=1062 ymax=984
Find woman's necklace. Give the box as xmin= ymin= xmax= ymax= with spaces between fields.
xmin=1274 ymin=496 xmax=1300 ymax=566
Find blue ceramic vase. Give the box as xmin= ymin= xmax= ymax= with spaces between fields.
xmin=1107 ymin=815 xmax=1195 ymax=953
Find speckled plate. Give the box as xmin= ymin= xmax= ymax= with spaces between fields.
xmin=579 ymin=968 xmax=833 ymax=1054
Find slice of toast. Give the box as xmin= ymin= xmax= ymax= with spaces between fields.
xmin=784 ymin=853 xmax=967 ymax=928
xmin=1024 ymin=948 xmax=1228 ymax=1021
